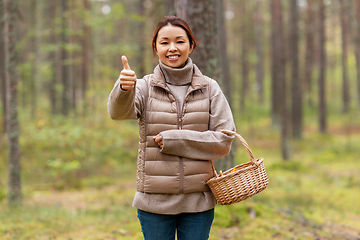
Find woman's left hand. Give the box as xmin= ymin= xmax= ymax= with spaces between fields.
xmin=153 ymin=134 xmax=163 ymax=148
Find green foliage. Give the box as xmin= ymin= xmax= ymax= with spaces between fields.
xmin=89 ymin=3 xmax=126 ymax=33
xmin=1 ymin=114 xmax=138 ymax=190
xmin=0 ymin=181 xmax=6 ymax=202
xmin=1 ymin=106 xmax=360 ymax=239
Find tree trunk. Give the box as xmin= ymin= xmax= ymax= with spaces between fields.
xmin=61 ymin=0 xmax=69 ymax=116
xmin=176 ymin=0 xmax=233 ymax=171
xmin=240 ymin=0 xmax=249 ymax=113
xmin=135 ymin=0 xmax=146 ymax=78
xmin=289 ymin=0 xmax=302 ymax=139
xmin=0 ymin=2 xmax=6 ymax=133
xmin=216 ymin=0 xmax=234 ymax=170
xmin=174 ymin=0 xmax=187 ymax=21
xmin=69 ymin=1 xmax=82 ymax=113
xmin=28 ymin=0 xmax=40 ymax=119
xmin=304 ymin=1 xmax=315 ymax=107
xmin=339 ymin=0 xmax=350 ymax=113
xmin=81 ymin=0 xmax=90 ymax=114
xmin=318 ymin=0 xmax=327 ymax=133
xmin=3 ymin=0 xmax=22 ymax=205
xmin=272 ymin=0 xmax=289 ymax=160
xmin=355 ymin=0 xmax=360 ymax=108
xmin=165 ymin=0 xmax=176 ymax=15
xmin=270 ymin=0 xmax=280 ymax=126
xmin=48 ymin=0 xmax=58 ymax=115
xmin=181 ymin=0 xmax=220 ymax=79
xmin=69 ymin=1 xmax=76 ymax=112
xmin=254 ymin=0 xmax=265 ymax=103
xmin=216 ymin=0 xmax=232 ymax=107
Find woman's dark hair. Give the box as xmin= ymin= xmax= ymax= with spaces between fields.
xmin=152 ymin=16 xmax=197 ymax=54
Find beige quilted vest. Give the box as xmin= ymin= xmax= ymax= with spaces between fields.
xmin=136 ymin=65 xmax=214 ymax=194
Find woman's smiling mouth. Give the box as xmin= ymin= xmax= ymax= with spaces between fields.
xmin=167 ymin=55 xmax=180 ymax=61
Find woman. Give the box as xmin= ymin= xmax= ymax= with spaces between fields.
xmin=107 ymin=15 xmax=235 ymax=240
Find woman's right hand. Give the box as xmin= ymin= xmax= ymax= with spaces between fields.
xmin=120 ymin=55 xmax=136 ymax=90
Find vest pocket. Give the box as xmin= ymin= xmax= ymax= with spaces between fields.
xmin=183 ymin=173 xmax=212 ymax=193
xmin=144 ymin=175 xmax=180 ymax=194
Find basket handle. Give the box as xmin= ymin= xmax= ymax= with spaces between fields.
xmin=220 ymin=130 xmax=259 ymax=165
xmin=210 ymin=160 xmax=218 ymax=177
xmin=209 ymin=130 xmax=260 ymax=177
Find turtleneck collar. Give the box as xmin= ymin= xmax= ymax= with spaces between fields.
xmin=159 ymin=58 xmax=194 ymax=86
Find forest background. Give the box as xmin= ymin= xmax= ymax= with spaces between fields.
xmin=1 ymin=0 xmax=360 ymax=239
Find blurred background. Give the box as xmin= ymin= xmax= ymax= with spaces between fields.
xmin=1 ymin=0 xmax=360 ymax=239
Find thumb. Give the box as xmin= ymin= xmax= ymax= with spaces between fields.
xmin=122 ymin=55 xmax=131 ymax=70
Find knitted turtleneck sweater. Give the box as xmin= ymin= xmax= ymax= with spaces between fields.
xmin=159 ymin=58 xmax=193 ymax=114
xmin=159 ymin=58 xmax=193 ymax=86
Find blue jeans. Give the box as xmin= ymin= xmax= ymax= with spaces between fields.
xmin=137 ymin=208 xmax=214 ymax=240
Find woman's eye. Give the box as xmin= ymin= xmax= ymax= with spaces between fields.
xmin=160 ymin=42 xmax=168 ymax=45
xmin=177 ymin=41 xmax=185 ymax=44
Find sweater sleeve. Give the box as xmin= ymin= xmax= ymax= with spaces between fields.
xmin=160 ymin=79 xmax=236 ymax=160
xmin=107 ymin=77 xmax=148 ymax=120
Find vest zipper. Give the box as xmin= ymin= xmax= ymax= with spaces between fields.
xmin=153 ymin=81 xmax=206 ymax=194
xmin=162 ymin=87 xmax=196 ymax=194
xmin=177 ymin=91 xmax=196 ymax=194
xmin=177 ymin=94 xmax=184 ymax=194
xmin=165 ymin=89 xmax=185 ymax=194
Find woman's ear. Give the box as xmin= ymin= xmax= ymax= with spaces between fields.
xmin=153 ymin=43 xmax=158 ymax=53
xmin=189 ymin=42 xmax=194 ymax=53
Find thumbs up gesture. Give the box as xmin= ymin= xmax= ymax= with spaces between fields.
xmin=120 ymin=55 xmax=136 ymax=90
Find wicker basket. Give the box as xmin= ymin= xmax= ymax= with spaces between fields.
xmin=206 ymin=130 xmax=269 ymax=205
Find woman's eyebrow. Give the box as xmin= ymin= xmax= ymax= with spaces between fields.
xmin=159 ymin=36 xmax=186 ymax=40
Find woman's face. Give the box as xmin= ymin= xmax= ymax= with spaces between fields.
xmin=155 ymin=24 xmax=193 ymax=68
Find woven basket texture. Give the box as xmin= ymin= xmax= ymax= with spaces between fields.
xmin=206 ymin=130 xmax=269 ymax=205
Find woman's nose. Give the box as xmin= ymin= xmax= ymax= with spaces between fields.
xmin=169 ymin=42 xmax=176 ymax=51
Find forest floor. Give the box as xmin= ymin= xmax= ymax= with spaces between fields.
xmin=1 ymin=171 xmax=359 ymax=240
xmin=1 ymin=114 xmax=360 ymax=239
